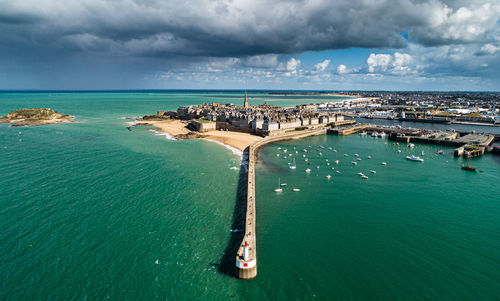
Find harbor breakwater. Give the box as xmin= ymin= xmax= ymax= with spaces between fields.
xmin=235 ymin=129 xmax=326 ymax=279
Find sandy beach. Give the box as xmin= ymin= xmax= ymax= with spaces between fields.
xmin=147 ymin=119 xmax=262 ymax=151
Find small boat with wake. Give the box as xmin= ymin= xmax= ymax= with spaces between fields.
xmin=274 ymin=178 xmax=283 ymax=192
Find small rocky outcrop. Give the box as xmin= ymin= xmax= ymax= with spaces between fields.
xmin=0 ymin=108 xmax=74 ymax=126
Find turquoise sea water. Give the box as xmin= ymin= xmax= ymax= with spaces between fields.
xmin=1 ymin=92 xmax=499 ymax=300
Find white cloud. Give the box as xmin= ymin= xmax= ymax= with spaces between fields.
xmin=313 ymin=59 xmax=330 ymax=72
xmin=337 ymin=64 xmax=348 ymax=74
xmin=475 ymin=43 xmax=500 ymax=56
xmin=366 ymin=52 xmax=414 ymax=74
xmin=411 ymin=2 xmax=500 ymax=46
xmin=277 ymin=57 xmax=301 ymax=77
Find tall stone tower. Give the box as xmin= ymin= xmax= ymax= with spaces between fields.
xmin=244 ymin=90 xmax=248 ymax=108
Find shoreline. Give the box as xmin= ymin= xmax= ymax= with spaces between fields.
xmin=131 ymin=118 xmax=263 ymax=152
xmin=202 ymin=138 xmax=244 ymax=158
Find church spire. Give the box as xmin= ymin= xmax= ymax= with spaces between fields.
xmin=244 ymin=90 xmax=248 ymax=108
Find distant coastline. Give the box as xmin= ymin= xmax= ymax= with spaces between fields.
xmin=269 ymin=92 xmax=359 ymax=97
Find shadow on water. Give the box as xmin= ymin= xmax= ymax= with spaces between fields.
xmin=217 ymin=147 xmax=249 ymax=277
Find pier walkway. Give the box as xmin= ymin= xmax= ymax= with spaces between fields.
xmin=235 ymin=129 xmax=326 ymax=279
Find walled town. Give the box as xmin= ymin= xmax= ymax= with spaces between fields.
xmin=154 ymin=92 xmax=350 ymax=136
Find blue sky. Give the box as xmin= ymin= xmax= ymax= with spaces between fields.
xmin=0 ymin=0 xmax=499 ymax=91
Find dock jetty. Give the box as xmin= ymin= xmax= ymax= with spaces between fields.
xmin=235 ymin=129 xmax=326 ymax=279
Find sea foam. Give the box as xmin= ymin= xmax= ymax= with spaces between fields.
xmin=152 ymin=130 xmax=177 ymax=141
xmin=206 ymin=139 xmax=243 ymax=158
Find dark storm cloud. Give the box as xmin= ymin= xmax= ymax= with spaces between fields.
xmin=0 ymin=0 xmax=497 ymax=59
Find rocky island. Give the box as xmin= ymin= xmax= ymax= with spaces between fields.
xmin=0 ymin=108 xmax=75 ymax=127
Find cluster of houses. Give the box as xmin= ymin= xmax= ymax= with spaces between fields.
xmin=157 ymin=94 xmax=345 ymax=134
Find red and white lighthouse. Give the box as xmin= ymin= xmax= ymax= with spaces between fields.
xmin=243 ymin=241 xmax=249 ymax=261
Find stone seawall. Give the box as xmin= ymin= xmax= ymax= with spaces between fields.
xmin=235 ymin=129 xmax=326 ymax=279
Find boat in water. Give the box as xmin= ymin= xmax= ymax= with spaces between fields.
xmin=381 ymin=162 xmax=387 ymax=165
xmin=335 ymin=160 xmax=339 ymax=164
xmin=352 ymin=161 xmax=358 ymax=165
xmin=289 ymin=158 xmax=296 ymax=169
xmin=436 ymin=150 xmax=444 ymax=155
xmin=326 ymin=174 xmax=331 ymax=179
xmin=305 ymin=168 xmax=311 ymax=173
xmin=292 ymin=188 xmax=301 ymax=192
xmin=274 ymin=178 xmax=283 ymax=192
xmin=370 ymin=170 xmax=376 ymax=174
xmin=461 ymin=165 xmax=476 ymax=172
xmin=406 ymin=155 xmax=424 ymax=162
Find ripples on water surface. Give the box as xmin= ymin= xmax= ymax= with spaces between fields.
xmin=1 ymin=92 xmax=499 ymax=299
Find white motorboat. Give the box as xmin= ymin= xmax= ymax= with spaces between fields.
xmin=292 ymin=188 xmax=301 ymax=192
xmin=381 ymin=162 xmax=387 ymax=165
xmin=367 ymin=155 xmax=372 ymax=159
xmin=406 ymin=155 xmax=424 ymax=162
xmin=334 ymin=160 xmax=339 ymax=164
xmin=370 ymin=170 xmax=376 ymax=174
xmin=289 ymin=158 xmax=296 ymax=169
xmin=352 ymin=161 xmax=357 ymax=165
xmin=354 ymin=154 xmax=359 ymax=157
xmin=344 ymin=154 xmax=349 ymax=157
xmin=361 ymin=175 xmax=369 ymax=179
xmin=305 ymin=168 xmax=311 ymax=173
xmin=326 ymin=175 xmax=331 ymax=179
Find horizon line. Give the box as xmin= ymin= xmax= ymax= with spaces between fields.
xmin=0 ymin=89 xmax=499 ymax=93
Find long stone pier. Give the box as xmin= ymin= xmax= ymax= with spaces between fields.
xmin=235 ymin=129 xmax=326 ymax=279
